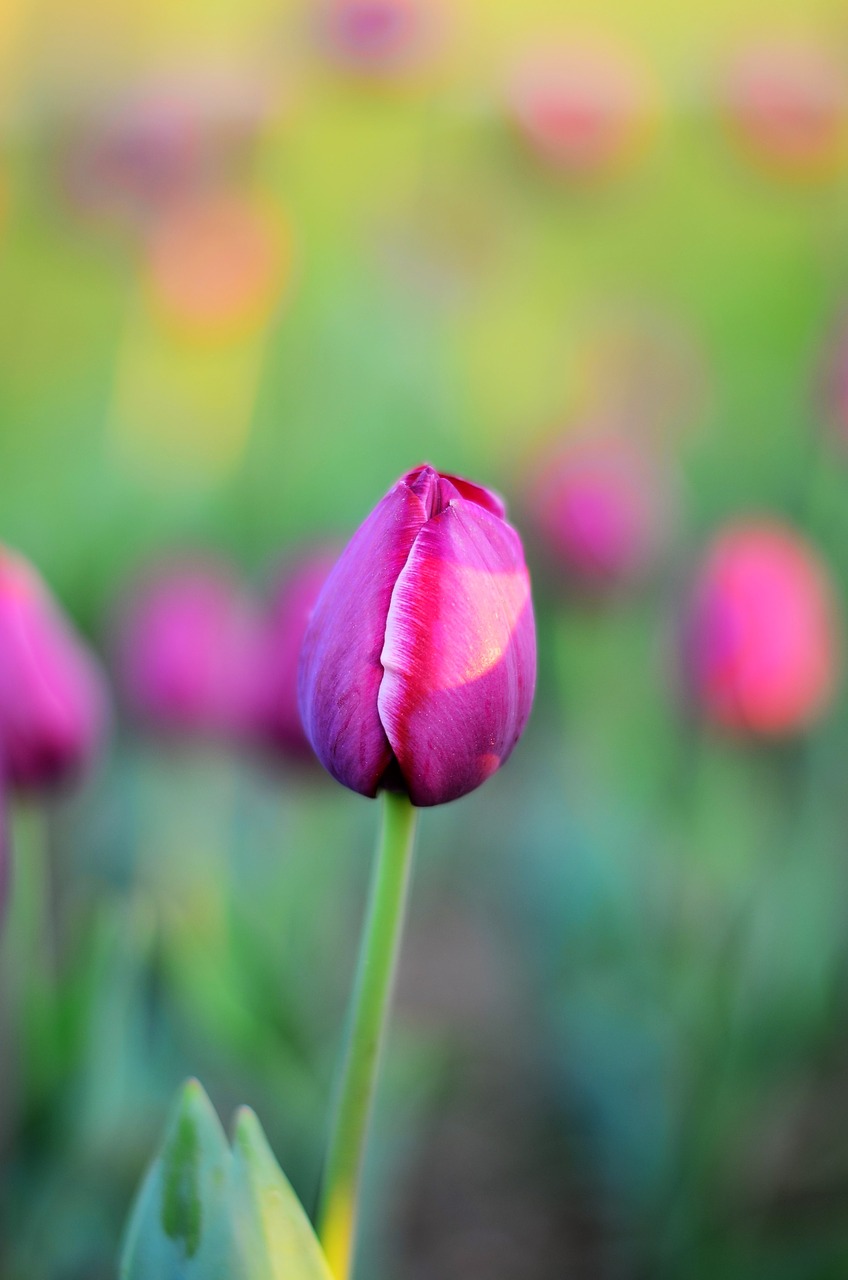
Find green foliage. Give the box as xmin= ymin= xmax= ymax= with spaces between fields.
xmin=120 ymin=1079 xmax=333 ymax=1280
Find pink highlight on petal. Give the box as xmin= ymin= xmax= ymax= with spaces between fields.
xmin=379 ymin=499 xmax=535 ymax=806
xmin=684 ymin=521 xmax=839 ymax=737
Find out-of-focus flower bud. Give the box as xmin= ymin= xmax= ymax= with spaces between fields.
xmin=506 ymin=40 xmax=657 ymax=179
xmin=247 ymin=551 xmax=336 ymax=761
xmin=529 ymin=434 xmax=669 ymax=595
xmin=299 ymin=465 xmax=536 ymax=806
xmin=318 ymin=0 xmax=442 ymax=79
xmin=682 ymin=521 xmax=839 ymax=736
xmin=0 ymin=548 xmax=108 ymax=791
xmin=120 ymin=1078 xmax=333 ymax=1279
xmin=144 ymin=191 xmax=291 ymax=340
xmin=720 ymin=39 xmax=848 ymax=181
xmin=115 ymin=558 xmax=257 ymax=739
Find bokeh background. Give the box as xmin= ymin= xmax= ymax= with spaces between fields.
xmin=3 ymin=0 xmax=848 ymax=1276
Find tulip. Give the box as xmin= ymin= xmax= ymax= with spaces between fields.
xmin=115 ymin=557 xmax=257 ymax=739
xmin=721 ymin=40 xmax=847 ymax=181
xmin=247 ymin=551 xmax=336 ymax=761
xmin=507 ymin=40 xmax=656 ymax=179
xmin=298 ymin=464 xmax=536 ymax=807
xmin=0 ymin=548 xmax=108 ymax=791
xmin=530 ymin=434 xmax=668 ymax=595
xmin=682 ymin=521 xmax=838 ymax=736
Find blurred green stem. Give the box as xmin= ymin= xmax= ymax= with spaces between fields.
xmin=317 ymin=791 xmax=418 ymax=1280
xmin=5 ymin=801 xmax=58 ymax=1096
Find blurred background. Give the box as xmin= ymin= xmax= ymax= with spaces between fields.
xmin=3 ymin=0 xmax=848 ymax=1276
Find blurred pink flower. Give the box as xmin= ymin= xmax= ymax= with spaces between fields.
xmin=507 ymin=40 xmax=656 ymax=178
xmin=247 ymin=550 xmax=337 ymax=762
xmin=318 ymin=0 xmax=441 ymax=78
xmin=115 ymin=558 xmax=258 ymax=739
xmin=530 ymin=434 xmax=669 ymax=594
xmin=0 ymin=548 xmax=109 ymax=791
xmin=683 ymin=521 xmax=839 ymax=736
xmin=721 ymin=39 xmax=847 ymax=180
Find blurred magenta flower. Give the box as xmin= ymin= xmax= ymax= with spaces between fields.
xmin=116 ymin=558 xmax=258 ymax=738
xmin=530 ymin=434 xmax=668 ymax=594
xmin=318 ymin=0 xmax=441 ymax=78
xmin=507 ymin=40 xmax=656 ymax=178
xmin=0 ymin=548 xmax=108 ymax=791
xmin=683 ymin=521 xmax=839 ymax=736
xmin=721 ymin=39 xmax=847 ymax=181
xmin=299 ymin=465 xmax=536 ymax=806
xmin=247 ymin=551 xmax=336 ymax=761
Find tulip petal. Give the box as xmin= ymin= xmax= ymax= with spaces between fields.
xmin=378 ymin=498 xmax=536 ymax=806
xmin=299 ymin=480 xmax=428 ymax=797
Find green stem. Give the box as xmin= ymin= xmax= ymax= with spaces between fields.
xmin=317 ymin=791 xmax=419 ymax=1280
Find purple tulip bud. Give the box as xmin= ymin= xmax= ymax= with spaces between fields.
xmin=298 ymin=465 xmax=536 ymax=807
xmin=247 ymin=551 xmax=337 ymax=761
xmin=0 ymin=548 xmax=108 ymax=791
xmin=115 ymin=558 xmax=258 ymax=738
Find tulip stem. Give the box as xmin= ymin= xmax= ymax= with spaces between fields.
xmin=317 ymin=790 xmax=418 ymax=1280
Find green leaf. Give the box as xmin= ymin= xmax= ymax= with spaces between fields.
xmin=120 ymin=1079 xmax=333 ymax=1280
xmin=120 ymin=1079 xmax=234 ymax=1279
xmin=230 ymin=1107 xmax=334 ymax=1280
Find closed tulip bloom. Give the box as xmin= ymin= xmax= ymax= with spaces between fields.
xmin=0 ymin=548 xmax=108 ymax=791
xmin=248 ymin=551 xmax=336 ymax=759
xmin=683 ymin=521 xmax=838 ymax=736
xmin=299 ymin=465 xmax=536 ymax=807
xmin=116 ymin=558 xmax=257 ymax=737
xmin=531 ymin=434 xmax=667 ymax=594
